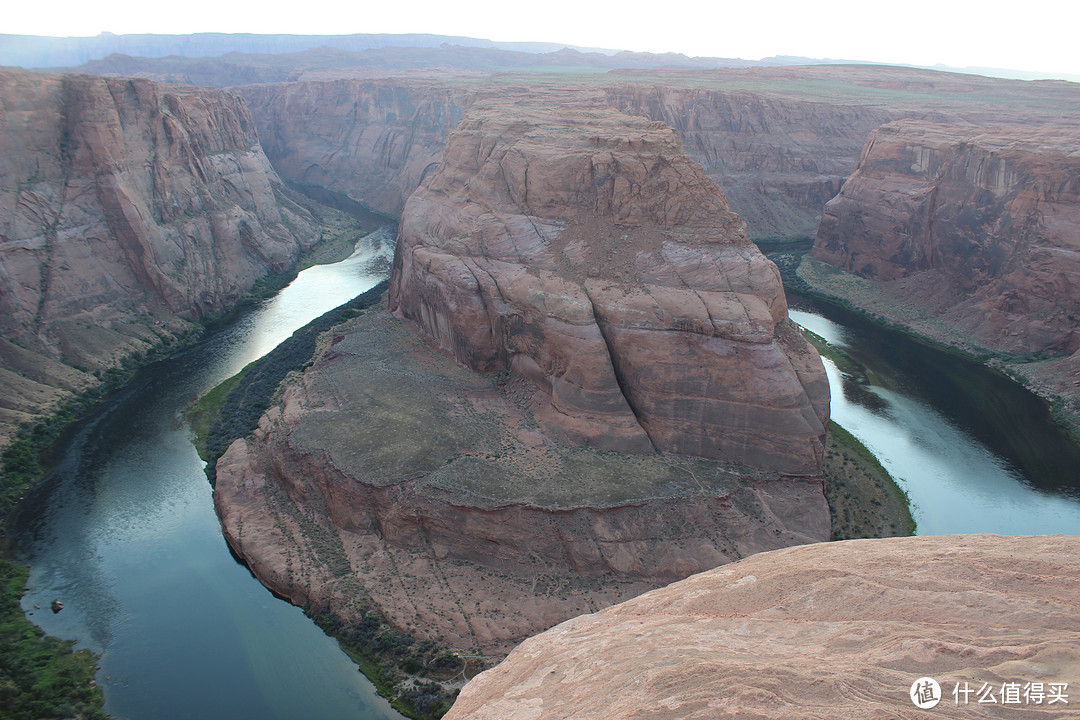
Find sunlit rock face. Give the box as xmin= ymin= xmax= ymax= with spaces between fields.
xmin=445 ymin=534 xmax=1080 ymax=720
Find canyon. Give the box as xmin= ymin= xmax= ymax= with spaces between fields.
xmin=813 ymin=120 xmax=1080 ymax=356
xmin=3 ymin=39 xmax=1080 ymax=720
xmin=213 ymin=93 xmax=833 ymax=663
xmin=0 ymin=68 xmax=319 ymax=441
xmin=806 ymin=118 xmax=1080 ymax=423
xmin=228 ymin=63 xmax=1080 ymax=425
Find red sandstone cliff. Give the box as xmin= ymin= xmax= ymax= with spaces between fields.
xmin=233 ymin=67 xmax=1077 ymax=246
xmin=602 ymin=83 xmax=896 ymax=239
xmin=237 ymin=78 xmax=471 ymax=216
xmin=0 ymin=69 xmax=319 ymax=438
xmin=446 ymin=534 xmax=1080 ymax=720
xmin=389 ymin=94 xmax=829 ymax=475
xmin=214 ymin=309 xmax=830 ymax=658
xmin=813 ymin=121 xmax=1080 ymax=356
xmin=234 ymin=73 xmax=890 ymax=240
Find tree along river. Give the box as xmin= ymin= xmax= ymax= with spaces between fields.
xmin=14 ymin=228 xmax=404 ymax=720
xmin=12 ymin=239 xmax=1080 ymax=720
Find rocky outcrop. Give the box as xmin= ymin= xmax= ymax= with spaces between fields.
xmin=813 ymin=121 xmax=1080 ymax=356
xmin=237 ymin=78 xmax=471 ymax=216
xmin=214 ymin=306 xmax=831 ymax=658
xmin=389 ymin=95 xmax=829 ymax=475
xmin=445 ymin=534 xmax=1080 ymax=719
xmin=0 ymin=69 xmax=319 ymax=439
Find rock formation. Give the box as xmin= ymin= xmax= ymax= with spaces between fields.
xmin=602 ymin=82 xmax=895 ymax=239
xmin=213 ymin=94 xmax=832 ymax=661
xmin=389 ymin=94 xmax=829 ymax=475
xmin=234 ymin=66 xmax=1080 ymax=246
xmin=234 ymin=72 xmax=891 ymax=239
xmin=214 ymin=308 xmax=830 ymax=657
xmin=237 ymin=78 xmax=471 ymax=217
xmin=0 ymin=69 xmax=319 ymax=440
xmin=813 ymin=120 xmax=1080 ymax=356
xmin=445 ymin=534 xmax=1080 ymax=719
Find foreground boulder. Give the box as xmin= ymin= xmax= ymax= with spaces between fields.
xmin=446 ymin=534 xmax=1080 ymax=719
xmin=390 ymin=94 xmax=829 ymax=475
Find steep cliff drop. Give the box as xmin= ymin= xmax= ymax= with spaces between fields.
xmin=237 ymin=78 xmax=471 ymax=217
xmin=444 ymin=534 xmax=1080 ymax=720
xmin=813 ymin=120 xmax=1080 ymax=356
xmin=601 ymin=80 xmax=895 ymax=240
xmin=0 ymin=69 xmax=320 ymax=441
xmin=806 ymin=119 xmax=1080 ymax=422
xmin=213 ymin=95 xmax=831 ymax=668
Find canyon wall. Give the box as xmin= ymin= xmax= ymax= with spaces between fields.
xmin=0 ymin=69 xmax=319 ymax=439
xmin=389 ymin=94 xmax=829 ymax=475
xmin=234 ymin=73 xmax=894 ymax=239
xmin=445 ymin=534 xmax=1080 ymax=720
xmin=237 ymin=79 xmax=472 ymax=217
xmin=214 ymin=308 xmax=830 ymax=658
xmin=602 ymin=84 xmax=896 ymax=239
xmin=813 ymin=120 xmax=1080 ymax=356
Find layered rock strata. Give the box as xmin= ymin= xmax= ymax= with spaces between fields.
xmin=214 ymin=306 xmax=830 ymax=657
xmin=813 ymin=120 xmax=1080 ymax=356
xmin=237 ymin=78 xmax=471 ymax=216
xmin=602 ymin=83 xmax=895 ymax=239
xmin=445 ymin=534 xmax=1080 ymax=720
xmin=0 ymin=69 xmax=319 ymax=439
xmin=235 ymin=72 xmax=892 ymax=239
xmin=389 ymin=95 xmax=829 ymax=475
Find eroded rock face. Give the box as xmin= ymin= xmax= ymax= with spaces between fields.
xmin=603 ymin=83 xmax=895 ymax=240
xmin=813 ymin=121 xmax=1080 ymax=355
xmin=214 ymin=306 xmax=831 ymax=658
xmin=0 ymin=69 xmax=319 ymax=438
xmin=237 ymin=78 xmax=471 ymax=216
xmin=235 ymin=72 xmax=891 ymax=241
xmin=445 ymin=534 xmax=1080 ymax=720
xmin=389 ymin=95 xmax=829 ymax=475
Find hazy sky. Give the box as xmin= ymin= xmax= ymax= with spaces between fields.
xmin=9 ymin=0 xmax=1080 ymax=78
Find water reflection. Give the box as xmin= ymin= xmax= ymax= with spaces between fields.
xmin=790 ymin=307 xmax=1080 ymax=536
xmin=16 ymin=229 xmax=402 ymax=720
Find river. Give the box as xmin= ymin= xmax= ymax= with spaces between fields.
xmin=14 ymin=228 xmax=403 ymax=720
xmin=13 ymin=234 xmax=1080 ymax=719
xmin=790 ymin=295 xmax=1080 ymax=536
